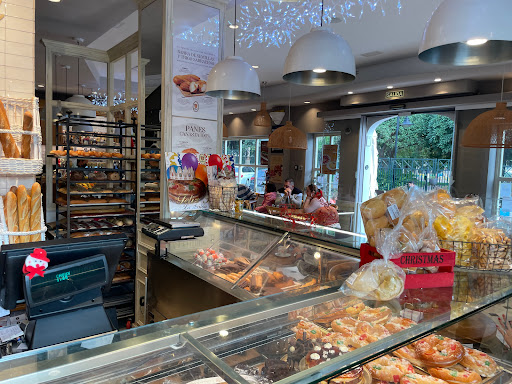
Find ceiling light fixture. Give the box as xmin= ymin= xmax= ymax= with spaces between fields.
xmin=252 ymin=65 xmax=259 ymax=69
xmin=228 ymin=24 xmax=239 ymax=29
xmin=419 ymin=0 xmax=512 ymax=65
xmin=229 ymin=112 xmax=234 ymax=115
xmin=304 ymin=101 xmax=311 ymax=104
xmin=434 ymin=78 xmax=442 ymax=82
xmin=462 ymin=72 xmax=512 ymax=147
xmin=253 ymin=82 xmax=272 ymax=129
xmin=282 ymin=0 xmax=355 ymax=86
xmin=348 ymin=91 xmax=353 ymax=94
xmin=37 ymin=84 xmax=45 ymax=88
xmin=268 ymin=85 xmax=307 ymax=150
xmin=466 ymin=38 xmax=488 ymax=46
xmin=251 ymin=108 xmax=257 ymax=111
xmin=387 ymin=85 xmax=394 ymax=89
xmin=49 ymin=0 xmax=61 ymax=2
xmin=206 ymin=0 xmax=260 ymax=100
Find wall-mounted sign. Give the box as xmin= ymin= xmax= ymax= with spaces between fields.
xmin=171 ymin=117 xmax=218 ymax=154
xmin=385 ymin=90 xmax=405 ymax=99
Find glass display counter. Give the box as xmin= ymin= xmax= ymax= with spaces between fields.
xmin=145 ymin=212 xmax=361 ymax=321
xmin=201 ymin=210 xmax=367 ymax=252
xmin=2 ymin=270 xmax=511 ymax=384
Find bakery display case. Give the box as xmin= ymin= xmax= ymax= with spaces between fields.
xmin=206 ymin=210 xmax=366 ymax=254
xmin=144 ymin=212 xmax=361 ymax=321
xmin=1 ymin=269 xmax=511 ymax=384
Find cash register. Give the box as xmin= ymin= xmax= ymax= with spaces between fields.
xmin=142 ymin=218 xmax=204 ymax=242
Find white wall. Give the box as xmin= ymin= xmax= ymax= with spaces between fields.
xmin=0 ymin=0 xmax=35 ymax=98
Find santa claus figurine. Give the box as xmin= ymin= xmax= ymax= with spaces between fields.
xmin=23 ymin=248 xmax=50 ymax=280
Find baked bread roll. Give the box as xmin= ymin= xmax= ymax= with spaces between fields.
xmin=364 ymin=216 xmax=390 ymax=237
xmin=6 ymin=191 xmax=19 ymax=243
xmin=16 ymin=185 xmax=30 ymax=242
xmin=361 ymin=199 xmax=387 ymax=220
xmin=21 ymin=111 xmax=33 ymax=159
xmin=0 ymin=100 xmax=20 ymax=158
xmin=30 ymin=182 xmax=41 ymax=242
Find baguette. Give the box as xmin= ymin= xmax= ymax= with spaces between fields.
xmin=2 ymin=195 xmax=7 ymax=228
xmin=16 ymin=185 xmax=29 ymax=242
xmin=30 ymin=182 xmax=41 ymax=242
xmin=0 ymin=100 xmax=20 ymax=158
xmin=21 ymin=111 xmax=33 ymax=159
xmin=9 ymin=186 xmax=17 ymax=195
xmin=6 ymin=191 xmax=19 ymax=244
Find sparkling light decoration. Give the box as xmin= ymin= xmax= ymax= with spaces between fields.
xmin=239 ymin=0 xmax=403 ymax=48
xmin=90 ymin=91 xmax=137 ymax=112
xmin=176 ymin=16 xmax=220 ymax=47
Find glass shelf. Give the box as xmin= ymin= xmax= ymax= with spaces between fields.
xmin=2 ymin=269 xmax=511 ymax=384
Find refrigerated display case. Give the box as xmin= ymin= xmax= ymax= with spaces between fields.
xmin=144 ymin=211 xmax=361 ymax=322
xmin=1 ymin=269 xmax=511 ymax=384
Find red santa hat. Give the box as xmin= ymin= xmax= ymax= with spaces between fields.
xmin=30 ymin=248 xmax=49 ymax=263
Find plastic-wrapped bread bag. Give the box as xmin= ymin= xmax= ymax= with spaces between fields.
xmin=360 ymin=187 xmax=408 ymax=247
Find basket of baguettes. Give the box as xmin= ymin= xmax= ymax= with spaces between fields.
xmin=0 ymin=182 xmax=46 ymax=246
xmin=0 ymin=97 xmax=43 ymax=175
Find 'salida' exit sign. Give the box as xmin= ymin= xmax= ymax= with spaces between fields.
xmin=386 ymin=90 xmax=405 ymax=99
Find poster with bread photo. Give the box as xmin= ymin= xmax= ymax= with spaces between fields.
xmin=172 ymin=38 xmax=218 ymax=121
xmin=165 ymin=152 xmax=234 ymax=212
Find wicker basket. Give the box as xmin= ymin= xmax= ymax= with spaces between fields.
xmin=439 ymin=239 xmax=512 ymax=271
xmin=0 ymin=192 xmax=47 ymax=246
xmin=208 ymin=185 xmax=237 ymax=211
xmin=0 ymin=97 xmax=43 ymax=175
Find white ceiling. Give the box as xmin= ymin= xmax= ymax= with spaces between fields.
xmin=35 ymin=0 xmax=512 ymax=109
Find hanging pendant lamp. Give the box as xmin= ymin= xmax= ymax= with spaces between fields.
xmin=268 ymin=121 xmax=308 ymax=150
xmin=254 ymin=102 xmax=272 ymax=128
xmin=461 ymin=102 xmax=512 ymax=148
xmin=268 ymin=85 xmax=307 ymax=150
xmin=419 ymin=0 xmax=512 ymax=66
xmin=206 ymin=0 xmax=260 ymax=99
xmin=283 ymin=0 xmax=355 ymax=86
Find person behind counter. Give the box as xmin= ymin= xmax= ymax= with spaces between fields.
xmin=303 ymin=184 xmax=340 ymax=227
xmin=255 ymin=183 xmax=277 ymax=213
xmin=276 ymin=178 xmax=303 ymax=208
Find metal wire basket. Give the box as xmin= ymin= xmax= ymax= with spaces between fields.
xmin=439 ymin=239 xmax=512 ymax=271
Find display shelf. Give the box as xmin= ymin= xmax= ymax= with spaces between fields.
xmin=57 ymin=179 xmax=136 ymax=184
xmin=1 ymin=270 xmax=511 ymax=384
xmin=55 ymin=167 xmax=126 ymax=172
xmin=50 ymin=155 xmax=135 ymax=161
xmin=60 ymin=209 xmax=136 ymax=219
xmin=52 ymin=116 xmax=138 ymax=323
xmin=57 ymin=191 xmax=134 ymax=196
xmin=57 ymin=202 xmax=132 ymax=209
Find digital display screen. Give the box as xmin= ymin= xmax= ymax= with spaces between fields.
xmin=28 ymin=259 xmax=107 ymax=305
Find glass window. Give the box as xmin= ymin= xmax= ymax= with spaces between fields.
xmin=225 ymin=140 xmax=240 ymax=164
xmin=313 ymin=133 xmax=341 ymax=204
xmin=240 ymin=139 xmax=256 ymax=164
xmin=223 ymin=138 xmax=268 ymax=195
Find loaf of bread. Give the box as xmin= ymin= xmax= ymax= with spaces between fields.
xmin=30 ymin=182 xmax=41 ymax=242
xmin=0 ymin=100 xmax=20 ymax=158
xmin=2 ymin=195 xmax=7 ymax=228
xmin=21 ymin=111 xmax=33 ymax=159
xmin=16 ymin=185 xmax=30 ymax=242
xmin=5 ymin=191 xmax=19 ymax=243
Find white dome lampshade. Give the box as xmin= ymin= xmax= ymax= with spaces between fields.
xmin=419 ymin=0 xmax=512 ymax=66
xmin=283 ymin=27 xmax=356 ymax=86
xmin=65 ymin=94 xmax=95 ymax=132
xmin=206 ymin=56 xmax=261 ymax=100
